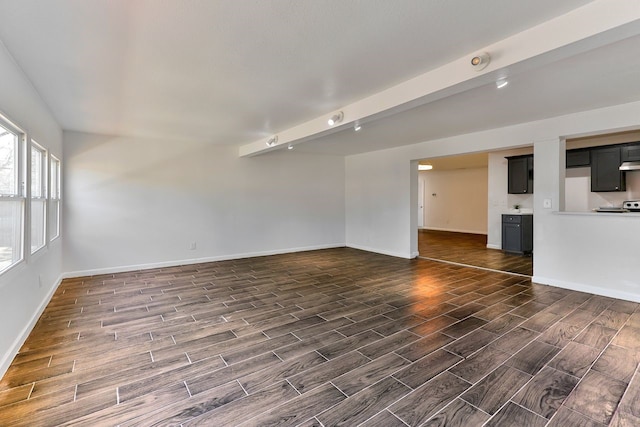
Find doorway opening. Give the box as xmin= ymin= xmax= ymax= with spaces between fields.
xmin=416 ymin=151 xmax=533 ymax=276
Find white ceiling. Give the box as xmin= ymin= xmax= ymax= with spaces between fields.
xmin=1 ymin=0 xmax=638 ymax=156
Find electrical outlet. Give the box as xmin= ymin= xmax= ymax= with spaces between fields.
xmin=189 ymin=242 xmax=197 ymax=250
xmin=543 ymin=199 xmax=552 ymax=209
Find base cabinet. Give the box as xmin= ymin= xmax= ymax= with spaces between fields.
xmin=502 ymin=214 xmax=533 ymax=255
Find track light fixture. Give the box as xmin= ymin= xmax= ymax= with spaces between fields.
xmin=265 ymin=135 xmax=278 ymax=147
xmin=328 ymin=111 xmax=344 ymax=126
xmin=470 ymin=52 xmax=490 ymax=71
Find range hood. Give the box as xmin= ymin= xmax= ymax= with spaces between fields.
xmin=620 ymin=161 xmax=640 ymax=171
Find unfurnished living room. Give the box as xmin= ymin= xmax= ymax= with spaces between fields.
xmin=1 ymin=1 xmax=640 ymax=426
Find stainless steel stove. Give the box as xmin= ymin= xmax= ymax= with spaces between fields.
xmin=623 ymin=200 xmax=640 ymax=212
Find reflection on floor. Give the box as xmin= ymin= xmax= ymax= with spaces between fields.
xmin=418 ymin=229 xmax=533 ymax=276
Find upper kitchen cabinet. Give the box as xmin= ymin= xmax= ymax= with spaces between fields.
xmin=566 ymin=148 xmax=590 ymax=168
xmin=622 ymin=143 xmax=640 ymax=162
xmin=507 ymin=155 xmax=533 ymax=194
xmin=591 ymin=146 xmax=626 ymax=192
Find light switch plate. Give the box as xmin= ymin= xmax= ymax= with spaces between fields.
xmin=543 ymin=199 xmax=552 ymax=209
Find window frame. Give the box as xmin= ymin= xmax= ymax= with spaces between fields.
xmin=0 ymin=116 xmax=26 ymax=274
xmin=30 ymin=140 xmax=47 ymax=255
xmin=50 ymin=155 xmax=61 ymax=241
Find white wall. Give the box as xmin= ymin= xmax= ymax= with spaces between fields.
xmin=0 ymin=43 xmax=63 ymax=376
xmin=346 ymin=153 xmax=414 ymax=258
xmin=63 ymin=132 xmax=346 ymax=275
xmin=345 ymin=100 xmax=640 ymax=301
xmin=419 ymin=168 xmax=488 ymax=234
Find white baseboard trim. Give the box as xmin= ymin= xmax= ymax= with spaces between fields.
xmin=346 ymin=244 xmax=414 ymax=259
xmin=532 ymin=275 xmax=640 ymax=303
xmin=62 ymin=243 xmax=346 ymax=279
xmin=0 ymin=274 xmax=64 ymax=379
xmin=486 ymin=244 xmax=501 ymax=250
xmin=421 ymin=226 xmax=487 ymax=235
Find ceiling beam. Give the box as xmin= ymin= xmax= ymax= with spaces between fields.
xmin=239 ymin=0 xmax=640 ymax=157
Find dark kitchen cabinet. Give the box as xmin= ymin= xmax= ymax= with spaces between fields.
xmin=507 ymin=155 xmax=533 ymax=194
xmin=566 ymin=149 xmax=590 ymax=168
xmin=502 ymin=214 xmax=533 ymax=255
xmin=591 ymin=146 xmax=625 ymax=192
xmin=622 ymin=144 xmax=640 ymax=162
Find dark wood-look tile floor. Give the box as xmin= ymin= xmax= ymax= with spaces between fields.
xmin=419 ymin=229 xmax=533 ymax=276
xmin=1 ymin=247 xmax=638 ymax=426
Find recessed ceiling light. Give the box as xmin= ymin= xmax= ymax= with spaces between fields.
xmin=496 ymin=79 xmax=509 ymax=89
xmin=354 ymin=122 xmax=362 ymax=132
xmin=328 ymin=111 xmax=344 ymax=126
xmin=419 ymin=164 xmax=433 ymax=171
xmin=287 ymin=144 xmax=293 ymax=150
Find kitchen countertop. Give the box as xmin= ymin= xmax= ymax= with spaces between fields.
xmin=555 ymin=210 xmax=640 ymax=217
xmin=505 ymin=209 xmax=533 ymax=215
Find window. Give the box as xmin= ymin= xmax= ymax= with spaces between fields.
xmin=0 ymin=120 xmax=25 ymax=272
xmin=30 ymin=141 xmax=47 ymax=253
xmin=50 ymin=155 xmax=60 ymax=240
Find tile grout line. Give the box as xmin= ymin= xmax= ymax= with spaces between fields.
xmin=548 ymin=306 xmax=640 ymax=425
